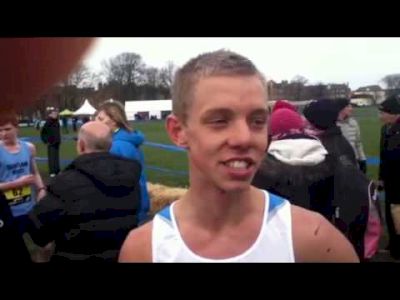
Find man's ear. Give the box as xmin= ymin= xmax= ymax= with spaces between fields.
xmin=165 ymin=114 xmax=188 ymax=149
xmin=77 ymin=139 xmax=85 ymax=154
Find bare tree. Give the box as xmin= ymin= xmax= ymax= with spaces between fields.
xmin=381 ymin=74 xmax=400 ymax=90
xmin=102 ymin=52 xmax=145 ymax=86
xmin=144 ymin=67 xmax=161 ymax=87
xmin=291 ymin=75 xmax=308 ymax=85
xmin=59 ymin=64 xmax=92 ymax=88
xmin=291 ymin=75 xmax=308 ymax=101
xmin=70 ymin=65 xmax=92 ymax=87
xmin=159 ymin=61 xmax=177 ymax=89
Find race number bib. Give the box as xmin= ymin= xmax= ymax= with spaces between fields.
xmin=4 ymin=186 xmax=32 ymax=206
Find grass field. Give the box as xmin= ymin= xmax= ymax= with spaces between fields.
xmin=352 ymin=106 xmax=381 ymax=180
xmin=20 ymin=106 xmax=382 ymax=188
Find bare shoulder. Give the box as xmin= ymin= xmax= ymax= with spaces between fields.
xmin=291 ymin=205 xmax=359 ymax=263
xmin=26 ymin=142 xmax=37 ymax=156
xmin=118 ymin=221 xmax=153 ymax=263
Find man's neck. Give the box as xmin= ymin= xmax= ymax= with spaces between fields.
xmin=3 ymin=139 xmax=18 ymax=147
xmin=178 ymin=182 xmax=260 ymax=229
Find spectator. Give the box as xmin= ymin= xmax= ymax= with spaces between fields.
xmin=304 ymin=99 xmax=357 ymax=167
xmin=96 ymin=100 xmax=150 ymax=224
xmin=40 ymin=109 xmax=61 ymax=177
xmin=378 ymin=94 xmax=400 ymax=259
xmin=27 ymin=121 xmax=141 ymax=262
xmin=253 ymin=108 xmax=370 ymax=259
xmin=336 ymin=98 xmax=367 ymax=173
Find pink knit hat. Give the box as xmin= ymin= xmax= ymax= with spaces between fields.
xmin=269 ymin=108 xmax=305 ymax=139
xmin=272 ymin=100 xmax=297 ymax=112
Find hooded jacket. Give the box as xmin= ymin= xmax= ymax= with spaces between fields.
xmin=253 ymin=134 xmax=334 ymax=213
xmin=111 ymin=128 xmax=150 ymax=224
xmin=252 ymin=134 xmax=369 ymax=259
xmin=27 ymin=152 xmax=141 ymax=262
xmin=319 ymin=125 xmax=357 ymax=167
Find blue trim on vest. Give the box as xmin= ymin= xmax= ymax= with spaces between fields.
xmin=268 ymin=193 xmax=285 ymax=213
xmin=158 ymin=205 xmax=172 ymax=222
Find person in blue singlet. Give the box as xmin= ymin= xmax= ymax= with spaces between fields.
xmin=0 ymin=112 xmax=46 ymax=236
xmin=118 ymin=50 xmax=359 ymax=263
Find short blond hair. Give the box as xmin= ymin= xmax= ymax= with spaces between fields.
xmin=171 ymin=49 xmax=268 ymax=123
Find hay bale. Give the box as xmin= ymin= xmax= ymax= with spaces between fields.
xmin=148 ymin=182 xmax=187 ymax=215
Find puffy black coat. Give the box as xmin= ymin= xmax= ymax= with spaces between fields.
xmin=27 ymin=152 xmax=141 ymax=262
xmin=252 ymin=136 xmax=369 ymax=259
xmin=379 ymin=121 xmax=400 ymax=204
xmin=319 ymin=126 xmax=357 ymax=167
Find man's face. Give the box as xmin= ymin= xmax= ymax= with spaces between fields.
xmin=379 ymin=111 xmax=399 ymax=125
xmin=50 ymin=111 xmax=58 ymax=119
xmin=175 ymin=75 xmax=268 ymax=193
xmin=0 ymin=123 xmax=18 ymax=143
xmin=343 ymin=104 xmax=353 ymax=119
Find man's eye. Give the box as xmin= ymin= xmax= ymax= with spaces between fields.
xmin=252 ymin=118 xmax=267 ymax=125
xmin=210 ymin=119 xmax=228 ymax=125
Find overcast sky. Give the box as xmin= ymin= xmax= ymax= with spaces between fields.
xmin=83 ymin=38 xmax=400 ymax=90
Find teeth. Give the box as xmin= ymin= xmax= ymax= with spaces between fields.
xmin=227 ymin=160 xmax=248 ymax=169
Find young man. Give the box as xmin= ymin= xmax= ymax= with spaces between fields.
xmin=336 ymin=98 xmax=367 ymax=173
xmin=0 ymin=112 xmax=46 ymax=236
xmin=119 ymin=50 xmax=358 ymax=262
xmin=378 ymin=94 xmax=400 ymax=259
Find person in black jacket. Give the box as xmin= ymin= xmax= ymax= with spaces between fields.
xmin=253 ymin=108 xmax=369 ymax=259
xmin=27 ymin=121 xmax=141 ymax=262
xmin=303 ymin=98 xmax=357 ymax=167
xmin=378 ymin=94 xmax=400 ymax=259
xmin=0 ymin=191 xmax=32 ymax=262
xmin=40 ymin=109 xmax=61 ymax=177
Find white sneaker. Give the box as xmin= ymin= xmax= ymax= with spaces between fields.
xmin=50 ymin=174 xmax=56 ymax=178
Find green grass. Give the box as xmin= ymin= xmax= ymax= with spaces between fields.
xmin=353 ymin=106 xmax=381 ymax=180
xmin=20 ymin=107 xmax=382 ymax=188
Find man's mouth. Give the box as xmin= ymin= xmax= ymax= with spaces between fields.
xmin=223 ymin=158 xmax=255 ymax=170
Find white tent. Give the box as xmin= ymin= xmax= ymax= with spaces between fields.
xmin=125 ymin=99 xmax=172 ymax=120
xmin=73 ymin=99 xmax=97 ymax=116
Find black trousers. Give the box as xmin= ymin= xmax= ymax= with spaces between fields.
xmin=47 ymin=144 xmax=60 ymax=175
xmin=384 ymin=187 xmax=400 ymax=258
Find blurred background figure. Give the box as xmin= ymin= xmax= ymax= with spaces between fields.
xmin=378 ymin=94 xmax=400 ymax=259
xmin=336 ymin=98 xmax=367 ymax=174
xmin=303 ymin=99 xmax=357 ymax=167
xmin=40 ymin=109 xmax=61 ymax=177
xmin=61 ymin=116 xmax=69 ymax=134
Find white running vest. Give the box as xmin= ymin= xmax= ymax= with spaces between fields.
xmin=152 ymin=190 xmax=295 ymax=262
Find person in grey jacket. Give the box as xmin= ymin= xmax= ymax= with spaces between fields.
xmin=336 ymin=98 xmax=367 ymax=173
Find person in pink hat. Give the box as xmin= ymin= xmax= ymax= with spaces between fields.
xmin=253 ymin=108 xmax=371 ymax=260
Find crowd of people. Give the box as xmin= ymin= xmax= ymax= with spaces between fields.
xmin=1 ymin=47 xmax=400 ymax=263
